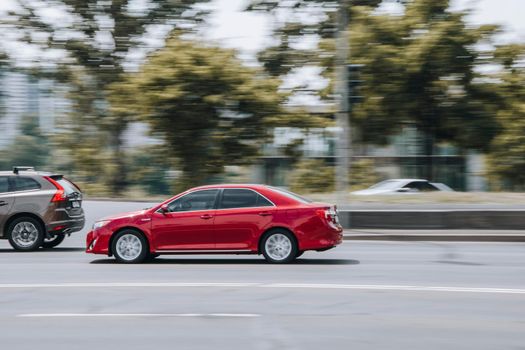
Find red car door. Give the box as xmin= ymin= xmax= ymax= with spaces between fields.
xmin=151 ymin=189 xmax=219 ymax=251
xmin=213 ymin=188 xmax=275 ymax=250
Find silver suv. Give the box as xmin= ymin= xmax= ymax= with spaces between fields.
xmin=0 ymin=167 xmax=85 ymax=251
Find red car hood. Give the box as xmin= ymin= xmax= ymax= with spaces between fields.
xmin=101 ymin=209 xmax=148 ymax=222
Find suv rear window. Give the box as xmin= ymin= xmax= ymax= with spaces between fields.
xmin=12 ymin=177 xmax=41 ymax=191
xmin=56 ymin=178 xmax=81 ymax=195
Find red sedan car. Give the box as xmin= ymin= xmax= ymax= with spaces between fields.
xmin=86 ymin=184 xmax=343 ymax=263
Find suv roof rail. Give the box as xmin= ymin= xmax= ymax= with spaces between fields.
xmin=13 ymin=166 xmax=36 ymax=174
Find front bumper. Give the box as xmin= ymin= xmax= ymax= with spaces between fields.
xmin=86 ymin=228 xmax=111 ymax=255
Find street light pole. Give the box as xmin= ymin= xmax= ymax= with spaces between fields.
xmin=335 ymin=0 xmax=351 ymax=199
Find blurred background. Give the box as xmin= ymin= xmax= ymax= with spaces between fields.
xmin=0 ymin=0 xmax=524 ymax=198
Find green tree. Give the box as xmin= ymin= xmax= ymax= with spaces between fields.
xmin=127 ymin=145 xmax=172 ymax=195
xmin=346 ymin=0 xmax=500 ymax=179
xmin=289 ymin=159 xmax=335 ymax=193
xmin=111 ymin=36 xmax=285 ymax=190
xmin=247 ymin=0 xmax=381 ymax=79
xmin=288 ymin=158 xmax=378 ymax=193
xmin=250 ymin=0 xmax=503 ymax=183
xmin=487 ymin=44 xmax=525 ymax=190
xmin=0 ymin=116 xmax=49 ymax=169
xmin=3 ymin=0 xmax=209 ymax=194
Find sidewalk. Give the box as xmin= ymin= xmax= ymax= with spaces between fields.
xmin=343 ymin=229 xmax=525 ymax=242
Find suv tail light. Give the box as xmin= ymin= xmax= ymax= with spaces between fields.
xmin=44 ymin=176 xmax=67 ymax=202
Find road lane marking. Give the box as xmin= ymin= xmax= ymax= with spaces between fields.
xmin=18 ymin=313 xmax=260 ymax=318
xmin=1 ymin=282 xmax=525 ymax=294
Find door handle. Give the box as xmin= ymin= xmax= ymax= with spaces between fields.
xmin=0 ymin=201 xmax=7 ymax=207
xmin=258 ymin=211 xmax=272 ymax=216
xmin=200 ymin=214 xmax=213 ymax=220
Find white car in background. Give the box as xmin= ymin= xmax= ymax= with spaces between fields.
xmin=351 ymin=179 xmax=454 ymax=195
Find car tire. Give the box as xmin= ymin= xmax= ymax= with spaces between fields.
xmin=112 ymin=230 xmax=148 ymax=264
xmin=296 ymin=251 xmax=304 ymax=258
xmin=7 ymin=217 xmax=45 ymax=251
xmin=261 ymin=229 xmax=298 ymax=264
xmin=42 ymin=234 xmax=66 ymax=249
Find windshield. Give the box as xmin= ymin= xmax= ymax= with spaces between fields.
xmin=369 ymin=180 xmax=405 ymax=190
xmin=268 ymin=187 xmax=313 ymax=204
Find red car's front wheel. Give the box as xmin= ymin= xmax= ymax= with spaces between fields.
xmin=112 ymin=230 xmax=148 ymax=264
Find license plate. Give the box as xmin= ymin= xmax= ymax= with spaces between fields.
xmin=71 ymin=201 xmax=80 ymax=208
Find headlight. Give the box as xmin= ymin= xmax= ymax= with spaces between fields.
xmin=92 ymin=220 xmax=110 ymax=230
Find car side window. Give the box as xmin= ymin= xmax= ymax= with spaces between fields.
xmin=167 ymin=189 xmax=219 ymax=212
xmin=219 ymin=189 xmax=273 ymax=209
xmin=403 ymin=181 xmax=438 ymax=192
xmin=12 ymin=177 xmax=41 ymax=191
xmin=418 ymin=182 xmax=438 ymax=191
xmin=0 ymin=177 xmax=9 ymax=193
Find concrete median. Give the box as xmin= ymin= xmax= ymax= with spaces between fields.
xmin=343 ymin=229 xmax=525 ymax=242
xmin=338 ymin=210 xmax=525 ymax=241
xmin=338 ymin=210 xmax=525 ymax=230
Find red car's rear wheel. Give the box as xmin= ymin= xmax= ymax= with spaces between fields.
xmin=261 ymin=229 xmax=298 ymax=264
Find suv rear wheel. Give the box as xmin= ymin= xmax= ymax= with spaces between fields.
xmin=7 ymin=217 xmax=45 ymax=251
xmin=42 ymin=234 xmax=66 ymax=249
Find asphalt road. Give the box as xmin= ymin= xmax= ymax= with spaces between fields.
xmin=0 ymin=201 xmax=524 ymax=349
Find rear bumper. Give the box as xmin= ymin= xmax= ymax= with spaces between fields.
xmin=46 ymin=216 xmax=85 ymax=236
xmin=44 ymin=203 xmax=86 ymax=236
xmin=300 ymin=225 xmax=344 ymax=251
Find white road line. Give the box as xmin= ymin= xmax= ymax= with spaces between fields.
xmin=1 ymin=282 xmax=524 ymax=294
xmin=18 ymin=313 xmax=260 ymax=318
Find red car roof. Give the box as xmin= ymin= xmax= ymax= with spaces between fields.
xmin=189 ymin=184 xmax=269 ymax=191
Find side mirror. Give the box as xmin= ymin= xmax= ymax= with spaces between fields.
xmin=160 ymin=204 xmax=170 ymax=214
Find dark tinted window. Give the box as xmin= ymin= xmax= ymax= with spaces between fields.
xmin=0 ymin=177 xmax=9 ymax=193
xmin=219 ymin=189 xmax=273 ymax=209
xmin=167 ymin=189 xmax=219 ymax=212
xmin=13 ymin=177 xmax=41 ymax=191
xmin=403 ymin=181 xmax=438 ymax=192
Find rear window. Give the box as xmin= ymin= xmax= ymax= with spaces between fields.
xmin=268 ymin=187 xmax=312 ymax=204
xmin=56 ymin=178 xmax=81 ymax=195
xmin=12 ymin=177 xmax=41 ymax=191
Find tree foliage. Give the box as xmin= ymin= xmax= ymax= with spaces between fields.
xmin=110 ymin=36 xmax=286 ymax=190
xmin=487 ymin=45 xmax=525 ymax=190
xmin=288 ymin=158 xmax=379 ymax=193
xmin=349 ymin=0 xmax=500 ymax=154
xmin=3 ymin=0 xmax=209 ymax=194
xmin=251 ymin=0 xmax=503 ymax=181
xmin=0 ymin=116 xmax=49 ymax=169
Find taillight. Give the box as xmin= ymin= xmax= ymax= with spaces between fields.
xmin=317 ymin=206 xmax=340 ymax=227
xmin=44 ymin=176 xmax=67 ymax=202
